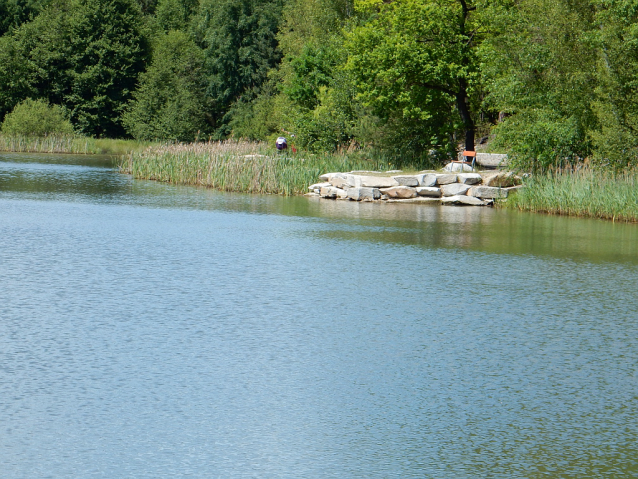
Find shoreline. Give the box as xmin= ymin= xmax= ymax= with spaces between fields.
xmin=3 ymin=139 xmax=638 ymax=223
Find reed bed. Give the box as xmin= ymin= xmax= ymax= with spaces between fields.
xmin=120 ymin=140 xmax=389 ymax=196
xmin=0 ymin=135 xmax=100 ymax=154
xmin=505 ymin=167 xmax=638 ymax=222
xmin=0 ymin=135 xmax=152 ymax=155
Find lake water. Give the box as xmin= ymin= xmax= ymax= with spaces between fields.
xmin=1 ymin=152 xmax=637 ymax=478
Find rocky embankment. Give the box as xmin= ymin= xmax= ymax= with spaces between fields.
xmin=307 ymin=170 xmax=523 ymax=206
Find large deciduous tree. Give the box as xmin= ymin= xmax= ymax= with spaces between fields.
xmin=195 ymin=0 xmax=284 ymax=136
xmin=348 ymin=0 xmax=484 ymax=153
xmin=480 ymin=0 xmax=598 ymax=169
xmin=122 ymin=30 xmax=211 ymax=141
xmin=0 ymin=0 xmax=149 ymax=137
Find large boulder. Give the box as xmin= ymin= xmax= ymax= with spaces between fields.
xmin=483 ymin=171 xmax=521 ymax=187
xmin=467 ymin=186 xmax=508 ymax=199
xmin=320 ymin=186 xmax=348 ymax=199
xmin=441 ymin=195 xmax=489 ymax=206
xmin=416 ymin=186 xmax=441 ymax=197
xmin=353 ymin=176 xmax=399 ymax=188
xmin=435 ymin=173 xmax=458 ymax=185
xmin=329 ymin=175 xmax=350 ymax=188
xmin=319 ymin=172 xmax=343 ymax=182
xmin=444 ymin=162 xmax=474 ymax=173
xmin=457 ymin=173 xmax=482 ymax=185
xmin=309 ymin=182 xmax=331 ymax=193
xmin=417 ymin=174 xmax=437 ymax=187
xmin=379 ymin=186 xmax=418 ymax=199
xmin=392 ymin=175 xmax=419 ymax=187
xmin=440 ymin=183 xmax=471 ymax=197
xmin=346 ymin=187 xmax=381 ymax=201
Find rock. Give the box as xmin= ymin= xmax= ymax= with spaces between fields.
xmin=435 ymin=173 xmax=458 ymax=185
xmin=320 ymin=186 xmax=347 ymax=199
xmin=304 ymin=192 xmax=319 ymax=197
xmin=467 ymin=186 xmax=508 ymax=199
xmin=353 ymin=176 xmax=399 ymax=188
xmin=386 ymin=169 xmax=403 ymax=174
xmin=457 ymin=173 xmax=483 ymax=185
xmin=483 ymin=171 xmax=522 ymax=187
xmin=444 ymin=162 xmax=474 ymax=172
xmin=379 ymin=186 xmax=418 ymax=199
xmin=346 ymin=187 xmax=381 ymax=201
xmin=392 ymin=175 xmax=419 ymax=187
xmin=329 ymin=175 xmax=350 ymax=188
xmin=309 ymin=182 xmax=331 ymax=191
xmin=440 ymin=183 xmax=472 ymax=197
xmin=416 ymin=186 xmax=441 ymax=197
xmin=319 ymin=172 xmax=342 ymax=182
xmin=475 ymin=153 xmax=508 ymax=168
xmin=441 ymin=195 xmax=489 ymax=206
xmin=417 ymin=174 xmax=437 ymax=187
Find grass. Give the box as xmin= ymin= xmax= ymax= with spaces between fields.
xmin=118 ymin=140 xmax=409 ymax=196
xmin=0 ymin=134 xmax=152 ymax=155
xmin=504 ymin=167 xmax=638 ymax=222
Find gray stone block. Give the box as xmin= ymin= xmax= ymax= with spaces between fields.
xmin=346 ymin=187 xmax=381 ymax=201
xmin=417 ymin=174 xmax=437 ymax=187
xmin=435 ymin=173 xmax=458 ymax=185
xmin=379 ymin=186 xmax=418 ymax=198
xmin=457 ymin=173 xmax=482 ymax=185
xmin=440 ymin=183 xmax=471 ymax=197
xmin=416 ymin=186 xmax=441 ymax=197
xmin=468 ymin=186 xmax=508 ymax=199
xmin=392 ymin=175 xmax=419 ymax=187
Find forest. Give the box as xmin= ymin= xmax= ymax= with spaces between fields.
xmin=2 ymin=0 xmax=638 ymax=170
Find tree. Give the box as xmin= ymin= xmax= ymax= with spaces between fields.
xmin=0 ymin=0 xmax=50 ymax=36
xmin=64 ymin=0 xmax=150 ymax=136
xmin=194 ymin=0 xmax=284 ymax=135
xmin=480 ymin=0 xmax=598 ymax=168
xmin=122 ymin=30 xmax=211 ymax=141
xmin=347 ymin=0 xmax=485 ymax=153
xmin=1 ymin=98 xmax=74 ymax=136
xmin=588 ymin=0 xmax=638 ymax=167
xmin=0 ymin=0 xmax=150 ymax=137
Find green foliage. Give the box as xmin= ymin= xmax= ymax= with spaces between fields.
xmin=587 ymin=0 xmax=638 ymax=168
xmin=64 ymin=0 xmax=150 ymax=136
xmin=481 ymin=0 xmax=598 ymax=168
xmin=0 ymin=0 xmax=150 ymax=137
xmin=0 ymin=0 xmax=50 ymax=35
xmin=195 ymin=0 xmax=284 ymax=135
xmin=346 ymin=0 xmax=484 ymax=154
xmin=123 ymin=30 xmax=210 ymax=141
xmin=490 ymin=109 xmax=586 ymax=171
xmin=1 ymin=98 xmax=74 ymax=136
xmin=155 ymin=0 xmax=198 ymax=31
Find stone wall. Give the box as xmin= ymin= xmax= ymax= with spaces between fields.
xmin=307 ymin=170 xmax=522 ymax=206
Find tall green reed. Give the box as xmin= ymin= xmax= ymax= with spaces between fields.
xmin=505 ymin=166 xmax=638 ymax=222
xmin=120 ymin=141 xmax=395 ymax=196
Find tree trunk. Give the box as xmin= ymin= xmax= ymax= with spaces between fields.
xmin=456 ymin=79 xmax=475 ymax=152
xmin=457 ymin=0 xmax=475 ymax=153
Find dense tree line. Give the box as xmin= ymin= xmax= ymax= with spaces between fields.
xmin=2 ymin=0 xmax=638 ymax=168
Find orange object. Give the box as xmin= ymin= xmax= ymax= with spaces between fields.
xmin=462 ymin=150 xmax=476 ymax=157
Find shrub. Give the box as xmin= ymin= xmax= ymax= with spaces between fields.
xmin=1 ymin=98 xmax=75 ymax=137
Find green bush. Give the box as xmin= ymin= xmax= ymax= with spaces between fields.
xmin=1 ymin=98 xmax=75 ymax=137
